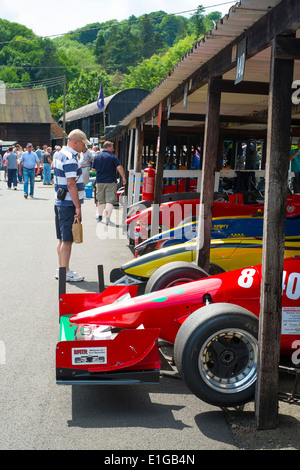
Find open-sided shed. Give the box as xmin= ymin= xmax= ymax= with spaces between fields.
xmin=110 ymin=0 xmax=300 ymax=429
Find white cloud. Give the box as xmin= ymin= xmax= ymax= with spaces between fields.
xmin=0 ymin=0 xmax=237 ymax=37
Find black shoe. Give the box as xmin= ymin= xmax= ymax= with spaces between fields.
xmin=96 ymin=215 xmax=102 ymax=222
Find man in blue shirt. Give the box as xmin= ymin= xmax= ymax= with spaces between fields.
xmin=289 ymin=139 xmax=300 ymax=193
xmin=54 ymin=129 xmax=90 ymax=282
xmin=6 ymin=147 xmax=18 ymax=190
xmin=92 ymin=141 xmax=126 ymax=224
xmin=19 ymin=143 xmax=40 ymax=198
xmin=35 ymin=146 xmax=43 ymax=160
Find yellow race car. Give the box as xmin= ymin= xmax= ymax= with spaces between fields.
xmin=110 ymin=237 xmax=300 ymax=292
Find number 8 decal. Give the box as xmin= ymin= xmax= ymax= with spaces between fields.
xmin=238 ymin=269 xmax=256 ymax=288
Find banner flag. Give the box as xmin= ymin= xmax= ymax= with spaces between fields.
xmin=97 ymin=82 xmax=104 ymax=111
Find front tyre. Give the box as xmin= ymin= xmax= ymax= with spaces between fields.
xmin=174 ymin=303 xmax=259 ymax=407
xmin=145 ymin=261 xmax=209 ymax=293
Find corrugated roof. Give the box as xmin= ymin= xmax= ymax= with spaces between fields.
xmin=64 ymin=95 xmax=115 ymax=122
xmin=118 ymin=0 xmax=286 ymax=128
xmin=0 ymin=88 xmax=52 ymax=124
xmin=63 ymin=89 xmax=150 ymax=123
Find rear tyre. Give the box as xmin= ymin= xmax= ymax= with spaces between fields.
xmin=174 ymin=303 xmax=259 ymax=407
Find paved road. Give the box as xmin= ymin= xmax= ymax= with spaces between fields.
xmin=0 ymin=177 xmax=238 ymax=451
xmin=1 ymin=176 xmax=300 ymax=451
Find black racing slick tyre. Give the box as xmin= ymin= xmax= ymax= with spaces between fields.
xmin=174 ymin=303 xmax=259 ymax=407
xmin=144 ymin=261 xmax=209 ymax=294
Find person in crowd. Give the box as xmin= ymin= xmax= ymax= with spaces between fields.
xmin=289 ymin=138 xmax=300 ymax=193
xmin=92 ymin=145 xmax=101 ymax=155
xmin=53 ymin=129 xmax=90 ymax=282
xmin=6 ymin=147 xmax=18 ymax=190
xmin=92 ymin=141 xmax=126 ymax=225
xmin=19 ymin=143 xmax=40 ymax=199
xmin=15 ymin=144 xmax=23 ymax=183
xmin=3 ymin=150 xmax=8 ymax=182
xmin=0 ymin=152 xmax=2 ymax=180
xmin=35 ymin=146 xmax=43 ymax=160
xmin=53 ymin=146 xmax=61 ymax=158
xmin=43 ymin=147 xmax=52 ymax=185
xmin=79 ymin=147 xmax=93 ymax=185
xmin=191 ymin=146 xmax=201 ymax=170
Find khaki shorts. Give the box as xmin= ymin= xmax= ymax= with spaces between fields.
xmin=96 ymin=182 xmax=117 ymax=205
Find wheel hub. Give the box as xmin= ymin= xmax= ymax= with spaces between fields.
xmin=198 ymin=329 xmax=258 ymax=394
xmin=220 ymin=350 xmax=235 ymax=364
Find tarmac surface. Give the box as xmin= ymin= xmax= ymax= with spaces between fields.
xmin=1 ymin=175 xmax=300 ymax=451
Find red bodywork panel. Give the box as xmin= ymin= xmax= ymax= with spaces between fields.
xmin=57 ymin=258 xmax=300 ymax=382
xmin=56 ymin=328 xmax=161 ymax=372
xmin=125 ymin=195 xmax=300 ymax=229
xmin=125 ymin=199 xmax=264 ymax=229
xmin=59 ymin=285 xmax=139 ymax=317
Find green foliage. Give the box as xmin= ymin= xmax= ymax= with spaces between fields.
xmin=0 ymin=19 xmax=35 ymax=50
xmin=66 ymin=70 xmax=116 ymax=111
xmin=0 ymin=8 xmax=222 ymax=119
xmin=120 ymin=35 xmax=196 ymax=91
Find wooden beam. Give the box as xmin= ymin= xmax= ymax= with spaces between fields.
xmin=275 ymin=37 xmax=300 ymax=60
xmin=210 ymin=79 xmax=270 ymax=95
xmin=255 ymin=37 xmax=294 ymax=430
xmin=140 ymin=1 xmax=300 ymax=124
xmin=170 ymin=113 xmax=270 ymax=125
xmin=196 ymin=78 xmax=221 ymax=273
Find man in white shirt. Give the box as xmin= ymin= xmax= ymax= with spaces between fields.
xmin=53 ymin=129 xmax=91 ymax=282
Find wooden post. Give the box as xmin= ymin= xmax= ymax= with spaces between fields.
xmin=255 ymin=37 xmax=294 ymax=430
xmin=136 ymin=129 xmax=144 ymax=173
xmin=196 ymin=78 xmax=221 ymax=273
xmin=151 ymin=113 xmax=168 ymax=236
xmin=133 ymin=129 xmax=144 ymax=204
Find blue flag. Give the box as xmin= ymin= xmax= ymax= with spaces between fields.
xmin=97 ymin=82 xmax=104 ymax=111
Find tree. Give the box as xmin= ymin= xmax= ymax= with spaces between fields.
xmin=159 ymin=15 xmax=187 ymax=46
xmin=66 ymin=70 xmax=116 ymax=111
xmin=55 ymin=36 xmax=97 ymax=71
xmin=140 ymin=14 xmax=154 ymax=59
xmin=190 ymin=5 xmax=206 ymax=39
xmin=101 ymin=24 xmax=139 ymax=73
xmin=121 ymin=35 xmax=196 ymax=91
xmin=68 ymin=22 xmax=101 ymax=45
xmin=94 ymin=32 xmax=106 ymax=65
xmin=204 ymin=11 xmax=222 ymax=31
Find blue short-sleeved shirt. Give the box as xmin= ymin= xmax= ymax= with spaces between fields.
xmin=92 ymin=150 xmax=121 ymax=183
xmin=20 ymin=151 xmax=39 ymax=169
xmin=36 ymin=149 xmax=42 ymax=160
xmin=53 ymin=146 xmax=85 ymax=207
xmin=7 ymin=152 xmax=18 ymax=169
xmin=290 ymin=149 xmax=300 ymax=173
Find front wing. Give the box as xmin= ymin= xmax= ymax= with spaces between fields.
xmin=56 ymin=286 xmax=161 ymax=385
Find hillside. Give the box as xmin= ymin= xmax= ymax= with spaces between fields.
xmin=0 ymin=7 xmax=222 ymax=120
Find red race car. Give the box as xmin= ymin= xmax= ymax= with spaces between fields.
xmin=56 ymin=257 xmax=300 ymax=407
xmin=125 ymin=195 xmax=300 ymax=244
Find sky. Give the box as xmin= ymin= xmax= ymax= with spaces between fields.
xmin=0 ymin=0 xmax=238 ymax=37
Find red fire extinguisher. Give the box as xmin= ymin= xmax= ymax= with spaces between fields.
xmin=142 ymin=163 xmax=156 ymax=201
